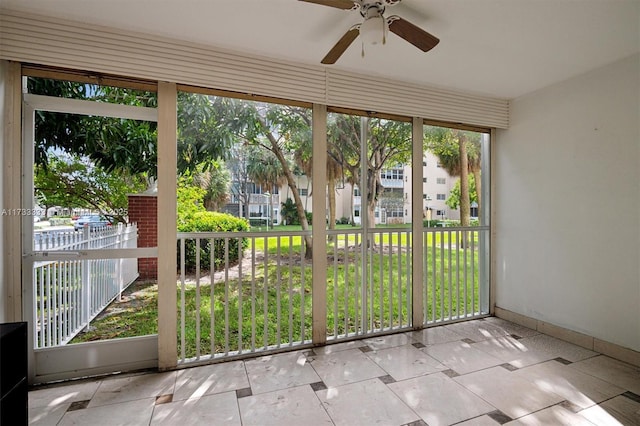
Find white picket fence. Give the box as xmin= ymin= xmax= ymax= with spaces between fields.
xmin=33 ymin=223 xmax=139 ymax=348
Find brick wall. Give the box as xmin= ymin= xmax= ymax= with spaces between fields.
xmin=128 ymin=194 xmax=157 ymax=279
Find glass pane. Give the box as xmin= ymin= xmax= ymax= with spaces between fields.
xmin=326 ymin=113 xmax=413 ymax=339
xmin=176 ymin=91 xmax=314 ymax=359
xmin=422 ymin=125 xmax=490 ymax=324
xmin=423 ymin=126 xmax=486 ymax=226
xmin=26 ymin=77 xmax=159 ymax=346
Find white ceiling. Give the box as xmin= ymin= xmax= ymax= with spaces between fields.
xmin=2 ymin=0 xmax=639 ymax=99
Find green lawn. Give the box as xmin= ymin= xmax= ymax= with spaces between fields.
xmin=72 ymin=244 xmax=484 ymax=359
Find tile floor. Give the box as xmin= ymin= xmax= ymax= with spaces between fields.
xmin=28 ymin=317 xmax=640 ymax=425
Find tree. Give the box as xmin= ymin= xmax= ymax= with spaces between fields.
xmin=208 ymin=97 xmax=314 ymax=258
xmin=446 ymin=174 xmax=478 ymax=211
xmin=225 ymin=145 xmax=255 ymax=220
xmin=34 ymin=154 xmax=148 ymax=223
xmin=280 ymin=198 xmax=299 ymax=226
xmin=183 ymin=160 xmax=231 ymax=211
xmin=328 ymin=115 xmax=412 ymax=231
xmin=425 ymin=127 xmax=482 ymax=228
xmin=29 ymin=78 xmax=159 ymax=178
xmin=246 ymin=145 xmax=288 ymax=228
xmin=293 ymin=125 xmax=345 ymax=236
xmin=177 ymin=92 xmax=233 ymax=173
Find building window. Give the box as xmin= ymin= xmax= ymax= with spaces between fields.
xmin=422 ymin=177 xmax=427 ymax=183
xmin=436 ymin=194 xmax=446 ymax=200
xmin=437 ymin=162 xmax=442 ymax=168
xmin=299 ymin=188 xmax=308 ymax=196
xmin=436 ymin=178 xmax=446 ymax=184
xmin=354 ymin=188 xmax=361 ymax=196
xmin=354 ymin=210 xmax=360 ymax=217
xmin=436 ymin=209 xmax=445 ymax=216
xmin=381 ymin=168 xmax=404 ymax=180
xmin=423 ymin=161 xmax=427 ymax=166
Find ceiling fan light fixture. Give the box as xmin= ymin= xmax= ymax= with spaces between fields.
xmin=359 ymin=15 xmax=387 ymax=45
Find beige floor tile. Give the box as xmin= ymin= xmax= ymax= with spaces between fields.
xmin=483 ymin=317 xmax=540 ymax=338
xmin=313 ymin=339 xmax=367 ymax=355
xmin=308 ymin=348 xmax=387 ymax=388
xmin=151 ymin=391 xmax=240 ymax=425
xmin=244 ymin=350 xmax=320 ymax=394
xmin=238 ymin=385 xmax=333 ymax=426
xmin=29 ymin=402 xmax=70 ymax=425
xmin=444 ymin=320 xmax=514 ymax=342
xmin=59 ymin=398 xmax=155 ymax=426
xmin=570 ymin=355 xmax=640 ymax=394
xmin=579 ymin=395 xmax=640 ymax=425
xmin=514 ymin=360 xmax=625 ymax=408
xmin=454 ymin=366 xmax=564 ymax=419
xmin=505 ymin=405 xmax=595 ymax=425
xmin=366 ymin=344 xmax=446 ymax=381
xmin=88 ymin=371 xmax=176 ymax=408
xmin=363 ymin=332 xmax=413 ymax=350
xmin=408 ymin=326 xmax=465 ymax=345
xmin=517 ymin=334 xmax=598 ymax=362
xmin=29 ymin=381 xmax=100 ymax=408
xmin=472 ymin=336 xmax=557 ymax=368
xmin=455 ymin=415 xmax=501 ymax=426
xmin=388 ymin=372 xmax=495 ymax=426
xmin=173 ymin=360 xmax=249 ymax=400
xmin=317 ymin=378 xmax=419 ymax=426
xmin=422 ymin=340 xmax=503 ymax=374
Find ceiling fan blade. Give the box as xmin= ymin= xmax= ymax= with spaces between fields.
xmin=388 ymin=16 xmax=439 ymax=52
xmin=321 ymin=27 xmax=360 ymax=64
xmin=298 ymin=0 xmax=357 ymax=10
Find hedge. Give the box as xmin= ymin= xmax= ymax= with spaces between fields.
xmin=178 ymin=211 xmax=249 ymax=271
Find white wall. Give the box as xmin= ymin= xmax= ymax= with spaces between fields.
xmin=495 ymin=54 xmax=640 ymax=351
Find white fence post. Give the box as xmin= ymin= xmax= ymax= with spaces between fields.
xmin=117 ymin=223 xmax=123 ymax=301
xmin=82 ymin=226 xmax=92 ymax=331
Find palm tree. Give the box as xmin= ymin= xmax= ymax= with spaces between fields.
xmin=293 ymin=135 xmax=345 ymax=238
xmin=246 ymin=146 xmax=287 ymax=228
xmin=425 ymin=127 xmax=482 ymax=228
xmin=187 ymin=160 xmax=231 ymax=211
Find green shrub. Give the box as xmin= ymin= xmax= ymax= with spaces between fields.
xmin=178 ymin=211 xmax=249 ymax=271
xmin=422 ymin=219 xmax=440 ymax=228
xmin=338 ymin=217 xmax=350 ymax=225
xmin=305 ymin=211 xmax=312 ymax=225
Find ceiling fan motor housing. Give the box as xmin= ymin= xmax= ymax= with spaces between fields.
xmin=359 ymin=2 xmax=388 ymax=45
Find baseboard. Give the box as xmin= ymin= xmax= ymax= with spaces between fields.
xmin=494 ymin=306 xmax=640 ymax=368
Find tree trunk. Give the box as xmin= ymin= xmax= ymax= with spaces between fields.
xmin=365 ymin=168 xmax=379 ymax=248
xmin=327 ymin=178 xmax=336 ymax=242
xmin=473 ymin=169 xmax=481 ymax=219
xmin=258 ymin=116 xmax=313 ymax=259
xmin=458 ymin=134 xmax=470 ymax=247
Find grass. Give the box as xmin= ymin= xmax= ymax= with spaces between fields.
xmin=71 ymin=244 xmax=483 ymax=359
xmin=72 ymin=281 xmax=158 ymax=342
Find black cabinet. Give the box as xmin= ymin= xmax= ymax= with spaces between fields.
xmin=0 ymin=322 xmax=27 ymax=425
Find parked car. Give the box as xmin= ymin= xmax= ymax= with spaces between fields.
xmin=74 ymin=215 xmax=111 ymax=231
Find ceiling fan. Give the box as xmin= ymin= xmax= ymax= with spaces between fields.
xmin=299 ymin=0 xmax=440 ymax=64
